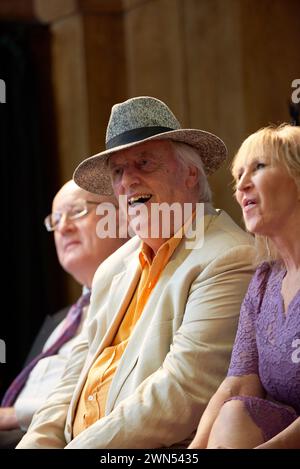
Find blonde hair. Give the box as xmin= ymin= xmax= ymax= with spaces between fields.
xmin=232 ymin=124 xmax=300 ymax=264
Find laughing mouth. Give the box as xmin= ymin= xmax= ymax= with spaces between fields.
xmin=128 ymin=194 xmax=152 ymax=207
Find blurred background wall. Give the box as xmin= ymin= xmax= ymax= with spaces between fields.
xmin=0 ymin=0 xmax=300 ymax=394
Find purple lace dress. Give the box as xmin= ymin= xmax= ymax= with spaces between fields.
xmin=227 ymin=262 xmax=300 ymax=441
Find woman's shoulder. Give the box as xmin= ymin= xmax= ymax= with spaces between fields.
xmin=247 ymin=261 xmax=278 ymax=300
xmin=254 ymin=260 xmax=282 ymax=280
xmin=252 ymin=261 xmax=271 ymax=283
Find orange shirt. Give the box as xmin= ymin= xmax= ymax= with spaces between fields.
xmin=73 ymin=224 xmax=190 ymax=437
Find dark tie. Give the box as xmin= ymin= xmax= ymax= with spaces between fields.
xmin=1 ymin=291 xmax=91 ymax=407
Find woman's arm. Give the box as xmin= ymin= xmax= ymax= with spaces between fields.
xmin=255 ymin=417 xmax=300 ymax=449
xmin=188 ymin=373 xmax=264 ymax=448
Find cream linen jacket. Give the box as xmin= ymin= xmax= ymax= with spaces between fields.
xmin=17 ymin=210 xmax=255 ymax=449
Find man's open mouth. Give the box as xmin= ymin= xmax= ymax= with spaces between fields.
xmin=128 ymin=194 xmax=152 ymax=207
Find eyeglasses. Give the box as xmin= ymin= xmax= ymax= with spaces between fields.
xmin=44 ymin=200 xmax=99 ymax=232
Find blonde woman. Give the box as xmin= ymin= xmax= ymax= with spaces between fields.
xmin=189 ymin=124 xmax=300 ymax=449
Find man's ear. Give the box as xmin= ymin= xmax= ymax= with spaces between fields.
xmin=186 ymin=165 xmax=199 ymax=189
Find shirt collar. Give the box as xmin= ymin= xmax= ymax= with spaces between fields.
xmin=139 ymin=205 xmax=197 ymax=267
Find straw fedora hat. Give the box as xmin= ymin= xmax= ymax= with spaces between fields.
xmin=74 ymin=96 xmax=227 ymax=195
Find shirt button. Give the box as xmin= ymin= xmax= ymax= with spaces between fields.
xmin=88 ymin=395 xmax=94 ymax=401
xmin=66 ymin=424 xmax=71 ymax=434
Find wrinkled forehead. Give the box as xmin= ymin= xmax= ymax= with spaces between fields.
xmin=108 ymin=140 xmax=172 ymax=167
xmin=53 ymin=194 xmax=117 ymax=214
xmin=52 ymin=196 xmax=85 ymax=213
xmin=54 ymin=188 xmax=84 ymax=210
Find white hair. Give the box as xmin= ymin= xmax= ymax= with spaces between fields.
xmin=171 ymin=141 xmax=212 ymax=202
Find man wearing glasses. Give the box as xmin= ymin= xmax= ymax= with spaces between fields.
xmin=0 ymin=180 xmax=128 ymax=448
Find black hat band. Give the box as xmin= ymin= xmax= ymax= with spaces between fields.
xmin=106 ymin=126 xmax=175 ymax=150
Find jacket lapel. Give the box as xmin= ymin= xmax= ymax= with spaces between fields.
xmin=95 ymin=253 xmax=141 ymax=353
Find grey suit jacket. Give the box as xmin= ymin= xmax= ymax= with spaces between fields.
xmin=18 ymin=210 xmax=255 ymax=449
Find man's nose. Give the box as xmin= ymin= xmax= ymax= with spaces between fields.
xmin=120 ymin=166 xmax=141 ymax=190
xmin=56 ymin=213 xmax=76 ymax=233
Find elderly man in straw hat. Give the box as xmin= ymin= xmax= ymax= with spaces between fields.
xmin=18 ymin=96 xmax=255 ymax=449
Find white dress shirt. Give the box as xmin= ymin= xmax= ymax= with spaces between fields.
xmin=14 ymin=302 xmax=88 ymax=430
